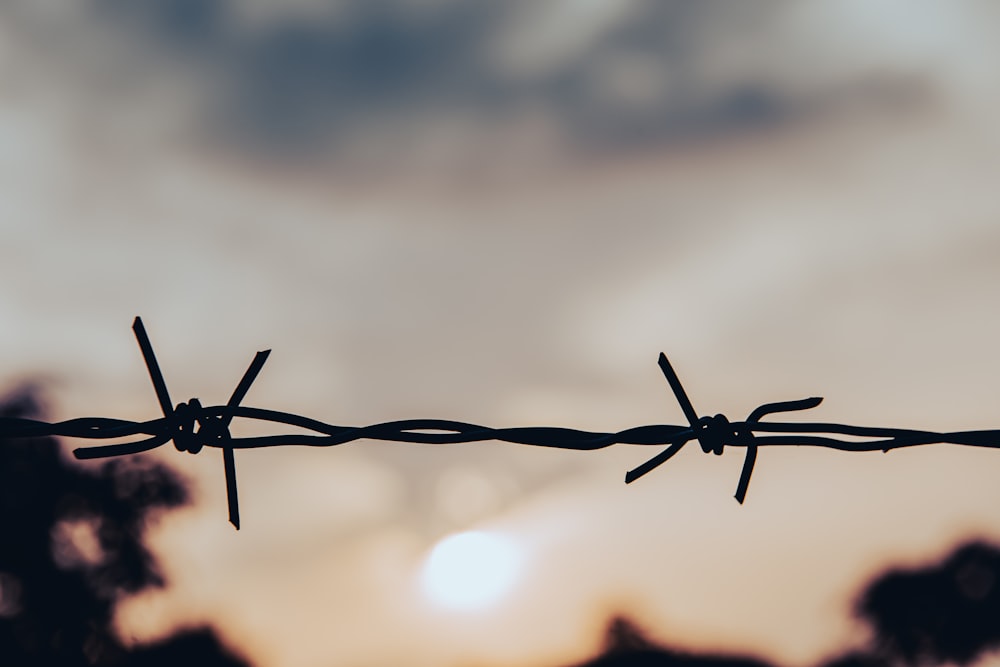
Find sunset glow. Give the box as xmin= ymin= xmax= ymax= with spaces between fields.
xmin=7 ymin=3 xmax=1000 ymax=666
xmin=420 ymin=531 xmax=524 ymax=611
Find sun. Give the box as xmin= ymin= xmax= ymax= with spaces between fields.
xmin=420 ymin=530 xmax=524 ymax=611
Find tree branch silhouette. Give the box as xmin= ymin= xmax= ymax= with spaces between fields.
xmin=0 ymin=385 xmax=249 ymax=666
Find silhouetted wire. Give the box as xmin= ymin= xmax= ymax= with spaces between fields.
xmin=2 ymin=317 xmax=998 ymax=529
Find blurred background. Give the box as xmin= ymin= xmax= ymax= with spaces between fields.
xmin=3 ymin=1 xmax=1000 ymax=666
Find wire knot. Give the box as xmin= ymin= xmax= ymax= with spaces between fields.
xmin=695 ymin=414 xmax=734 ymax=455
xmin=171 ymin=399 xmax=231 ymax=454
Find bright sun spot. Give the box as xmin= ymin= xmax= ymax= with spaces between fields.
xmin=420 ymin=530 xmax=524 ymax=611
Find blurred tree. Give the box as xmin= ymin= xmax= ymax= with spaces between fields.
xmin=572 ymin=616 xmax=776 ymax=667
xmin=0 ymin=385 xmax=248 ymax=666
xmin=857 ymin=541 xmax=1000 ymax=666
xmin=815 ymin=652 xmax=888 ymax=667
xmin=583 ymin=537 xmax=1000 ymax=667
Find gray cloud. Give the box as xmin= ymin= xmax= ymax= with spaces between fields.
xmin=3 ymin=1 xmax=996 ymax=162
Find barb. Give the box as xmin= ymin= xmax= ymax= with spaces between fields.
xmin=221 ymin=350 xmax=270 ymax=530
xmin=2 ymin=318 xmax=999 ymax=529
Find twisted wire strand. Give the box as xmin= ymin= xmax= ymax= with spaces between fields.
xmin=2 ymin=317 xmax=998 ymax=529
xmin=5 ymin=409 xmax=997 ymax=453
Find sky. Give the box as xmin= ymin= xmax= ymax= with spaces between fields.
xmin=4 ymin=2 xmax=1000 ymax=666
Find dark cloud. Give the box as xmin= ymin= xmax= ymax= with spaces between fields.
xmin=7 ymin=0 xmax=818 ymax=158
xmin=224 ymin=2 xmax=503 ymax=150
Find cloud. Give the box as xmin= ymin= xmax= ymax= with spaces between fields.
xmin=8 ymin=0 xmax=987 ymax=162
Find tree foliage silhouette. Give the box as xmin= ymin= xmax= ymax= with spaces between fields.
xmin=572 ymin=617 xmax=777 ymax=667
xmin=857 ymin=541 xmax=1000 ymax=665
xmin=0 ymin=385 xmax=248 ymax=666
xmin=578 ymin=540 xmax=1000 ymax=667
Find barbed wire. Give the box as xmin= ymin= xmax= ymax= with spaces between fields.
xmin=3 ymin=317 xmax=998 ymax=529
